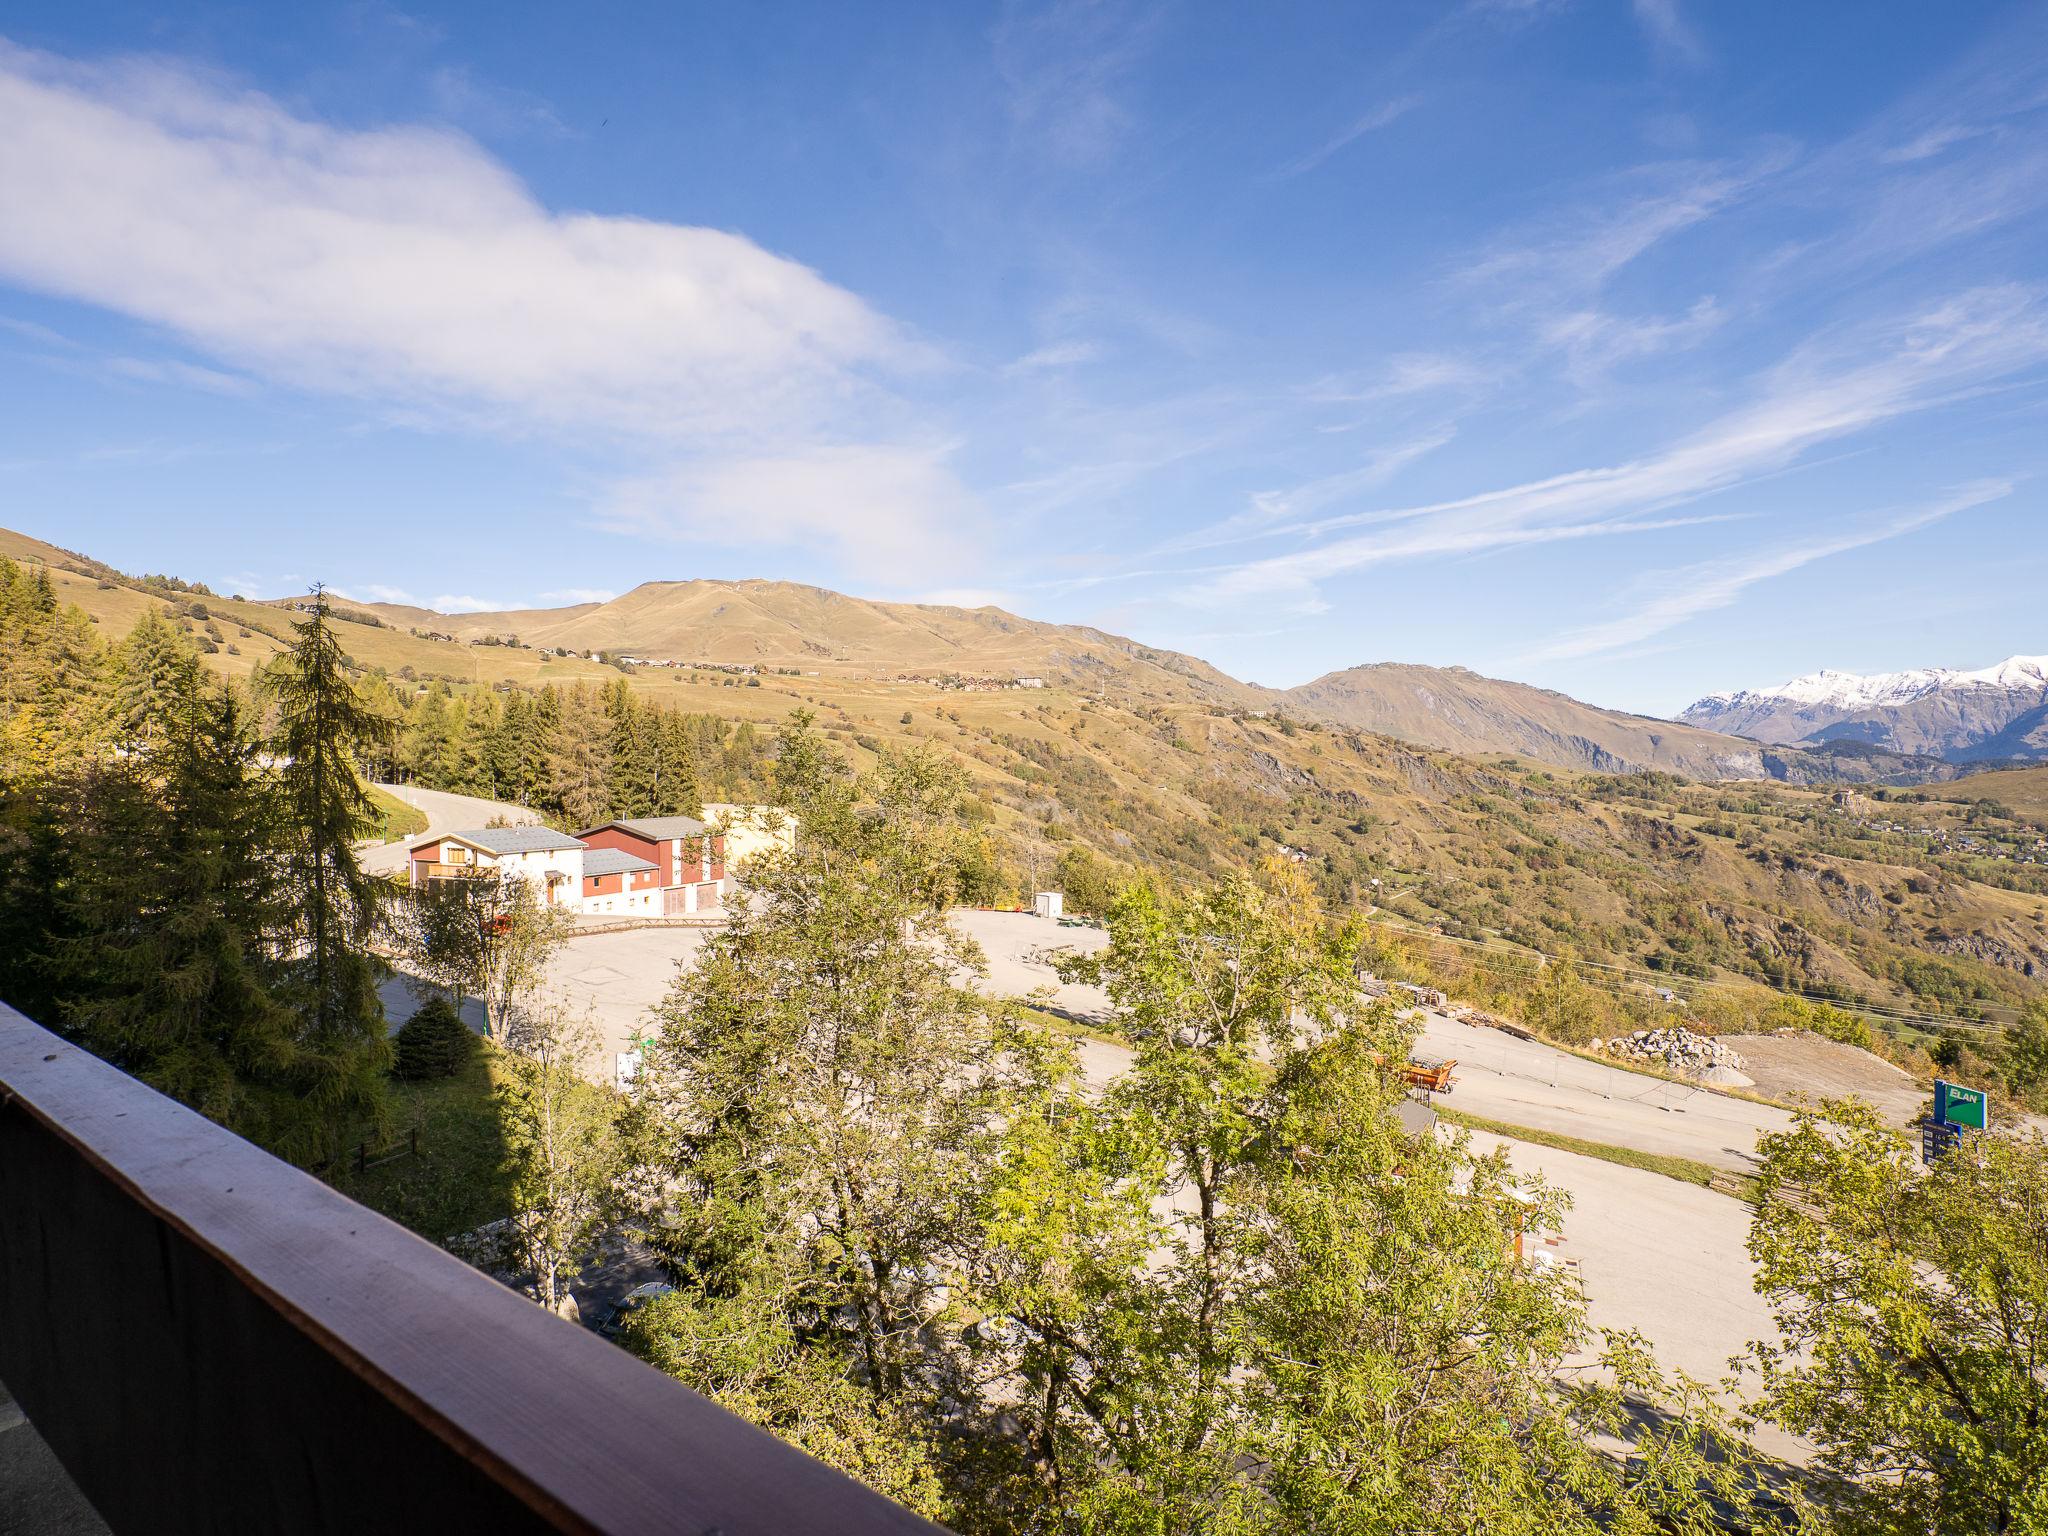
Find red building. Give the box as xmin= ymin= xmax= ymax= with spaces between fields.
xmin=579 ymin=846 xmax=661 ymax=916
xmin=575 ymin=816 xmax=725 ymax=915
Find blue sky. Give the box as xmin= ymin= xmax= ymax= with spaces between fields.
xmin=1 ymin=1 xmax=2044 ymax=714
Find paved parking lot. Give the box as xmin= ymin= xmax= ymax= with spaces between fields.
xmin=375 ymin=905 xmax=1802 ymax=1454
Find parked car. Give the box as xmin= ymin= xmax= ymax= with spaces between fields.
xmin=597 ymin=1281 xmax=676 ymax=1338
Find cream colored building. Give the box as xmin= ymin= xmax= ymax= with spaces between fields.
xmin=700 ymin=803 xmax=797 ymax=870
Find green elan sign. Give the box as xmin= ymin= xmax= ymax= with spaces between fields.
xmin=1934 ymin=1080 xmax=1988 ymax=1131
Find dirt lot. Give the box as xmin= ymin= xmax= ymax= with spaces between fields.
xmin=1721 ymin=1031 xmax=1926 ymax=1127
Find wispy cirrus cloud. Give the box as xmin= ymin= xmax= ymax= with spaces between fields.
xmin=600 ymin=442 xmax=982 ymax=582
xmin=1879 ymin=124 xmax=1987 ymax=165
xmin=537 ymin=586 xmax=617 ymax=605
xmin=915 ymin=587 xmax=1020 ymax=610
xmin=1541 ymin=296 xmax=1726 ymax=384
xmin=1004 ymin=339 xmax=1103 ymax=375
xmin=1159 ymin=426 xmax=1456 ymax=554
xmin=1632 ymin=0 xmax=1707 ymax=70
xmin=992 ymin=0 xmax=1162 ymax=166
xmin=1303 ymin=353 xmax=1498 ymax=405
xmin=1519 ymin=480 xmax=2012 ymax=663
xmin=1274 ymin=94 xmax=1423 ymax=179
xmin=1182 ymin=285 xmax=2048 ymax=607
xmin=1458 ymin=158 xmax=1772 ymax=303
xmin=332 ymin=582 xmax=421 ymax=606
xmin=103 ymin=355 xmax=256 ymax=396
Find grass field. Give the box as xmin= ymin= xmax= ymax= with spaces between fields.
xmin=325 ymin=1046 xmax=518 ymax=1242
xmin=366 ymin=786 xmax=428 ymax=843
xmin=325 ymin=1037 xmax=621 ymax=1246
xmin=1440 ymin=1105 xmax=1757 ymax=1200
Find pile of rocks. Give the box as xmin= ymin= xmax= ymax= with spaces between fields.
xmin=1596 ymin=1028 xmax=1752 ymax=1086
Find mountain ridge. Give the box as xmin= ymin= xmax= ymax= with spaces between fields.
xmin=1682 ymin=652 xmax=2048 ymax=763
xmin=0 ymin=522 xmax=1971 ymax=786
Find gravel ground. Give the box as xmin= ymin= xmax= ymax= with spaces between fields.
xmin=950 ymin=908 xmax=1110 ymax=1021
xmin=1720 ymin=1032 xmax=1925 ymax=1127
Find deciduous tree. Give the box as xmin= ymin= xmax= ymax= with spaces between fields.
xmin=491 ymin=992 xmax=618 ymax=1317
xmin=1747 ymin=1102 xmax=2048 ymax=1535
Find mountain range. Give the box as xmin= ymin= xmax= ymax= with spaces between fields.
xmin=350 ymin=577 xmax=1258 ymax=706
xmin=1682 ymin=656 xmax=2048 ymax=764
xmin=328 ymin=579 xmax=1984 ymax=786
xmin=0 ymin=521 xmax=2026 ymax=785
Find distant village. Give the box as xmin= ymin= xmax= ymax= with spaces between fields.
xmin=1828 ymin=798 xmax=2048 ymax=867
xmin=893 ymin=672 xmax=1047 ymax=692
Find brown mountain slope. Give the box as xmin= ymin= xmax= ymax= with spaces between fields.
xmin=1284 ymin=663 xmax=1785 ymax=779
xmin=0 ymin=523 xmax=1948 ymax=785
xmin=1280 ymin=662 xmax=1963 ymax=786
xmin=300 ymin=578 xmax=1260 ymax=706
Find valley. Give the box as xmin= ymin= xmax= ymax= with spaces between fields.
xmin=7 ymin=519 xmax=2045 ymax=1062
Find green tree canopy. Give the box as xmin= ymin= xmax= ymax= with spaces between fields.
xmin=1747 ymin=1102 xmax=2048 ymax=1535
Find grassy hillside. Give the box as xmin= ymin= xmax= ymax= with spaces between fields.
xmin=268 ymin=575 xmax=1260 ymax=706
xmin=1282 ymin=662 xmax=1772 ymax=778
xmin=1954 ymin=764 xmax=2048 ymax=822
xmin=9 ymin=521 xmax=2044 ymax=1042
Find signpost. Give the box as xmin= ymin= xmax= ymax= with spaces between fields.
xmin=1934 ymin=1080 xmax=1988 ymax=1130
xmin=1923 ymin=1078 xmax=1989 ymax=1164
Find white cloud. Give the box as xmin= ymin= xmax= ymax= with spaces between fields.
xmin=915 ymin=587 xmax=1018 ymax=610
xmin=1187 ymin=285 xmax=2048 ymax=605
xmin=601 ymin=443 xmax=982 ymax=581
xmin=1632 ymin=0 xmax=1707 ymax=69
xmin=332 ymin=582 xmax=421 ymax=606
xmin=1879 ymin=124 xmax=1985 ymax=165
xmin=1004 ymin=339 xmax=1102 ymax=374
xmin=1540 ymin=296 xmax=1725 ymax=382
xmin=104 ymin=355 xmax=256 ymax=396
xmin=1274 ymin=94 xmax=1423 ymax=179
xmin=537 ymin=587 xmax=617 ymax=605
xmin=1460 ymin=157 xmax=1773 ymax=307
xmin=993 ymin=0 xmax=1160 ymax=166
xmin=1160 ymin=426 xmax=1455 ymax=554
xmin=431 ymin=593 xmax=507 ymax=613
xmin=1520 ymin=481 xmax=2012 ymax=662
xmin=0 ymin=41 xmax=919 ymax=441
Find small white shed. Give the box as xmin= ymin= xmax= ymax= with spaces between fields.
xmin=1033 ymin=891 xmax=1065 ymax=920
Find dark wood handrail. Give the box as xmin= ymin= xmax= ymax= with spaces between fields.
xmin=0 ymin=1002 xmax=948 ymax=1535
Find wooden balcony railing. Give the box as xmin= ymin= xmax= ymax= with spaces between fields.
xmin=412 ymin=860 xmax=490 ymax=881
xmin=0 ymin=1001 xmax=947 ymax=1535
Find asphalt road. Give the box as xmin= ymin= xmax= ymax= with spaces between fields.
xmin=359 ymin=782 xmax=544 ymax=876
xmin=376 ymin=904 xmax=1799 ymax=1451
xmin=945 ymin=910 xmax=1795 ymax=1454
xmin=954 ymin=911 xmax=1793 ymax=1175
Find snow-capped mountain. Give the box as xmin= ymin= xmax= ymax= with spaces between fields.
xmin=1681 ymin=655 xmax=2048 ymax=762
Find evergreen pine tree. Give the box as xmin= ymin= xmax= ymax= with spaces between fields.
xmin=548 ymin=685 xmax=612 ymax=827
xmin=268 ymin=586 xmax=395 ymax=1163
xmin=601 ymin=676 xmax=656 ymax=817
xmin=652 ymin=708 xmax=702 ymax=816
xmin=527 ymin=685 xmax=563 ymax=809
xmin=63 ymin=682 xmax=302 ymax=1146
xmin=114 ymin=608 xmax=203 ymax=752
xmin=492 ymin=689 xmax=531 ymax=802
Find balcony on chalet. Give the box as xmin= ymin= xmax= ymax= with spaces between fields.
xmin=412 ymin=859 xmax=494 ymax=883
xmin=0 ymin=1001 xmax=946 ymax=1535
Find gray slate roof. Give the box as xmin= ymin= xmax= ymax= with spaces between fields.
xmin=442 ymin=826 xmax=587 ymax=854
xmin=582 ymin=847 xmax=656 ymax=877
xmin=582 ymin=815 xmax=708 ymax=840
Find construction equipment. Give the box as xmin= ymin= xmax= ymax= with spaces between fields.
xmin=1396 ymin=1055 xmax=1457 ymax=1094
